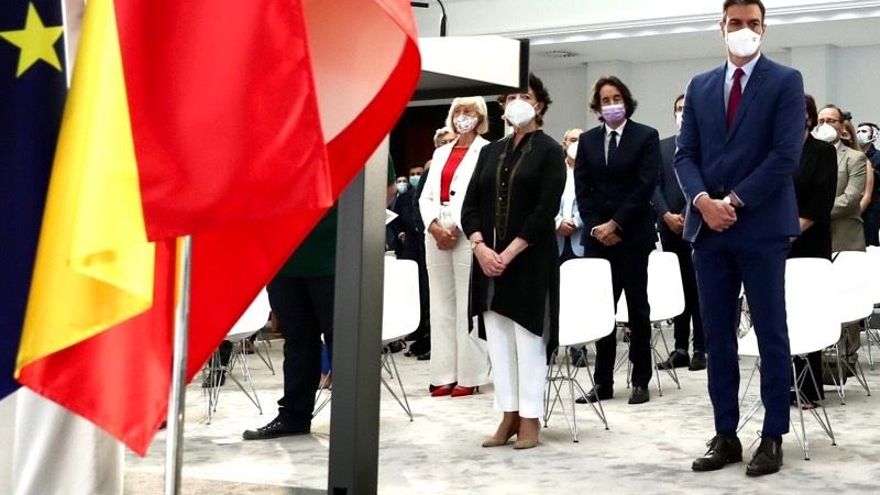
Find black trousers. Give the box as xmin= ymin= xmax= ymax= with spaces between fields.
xmin=586 ymin=240 xmax=653 ymax=388
xmin=660 ymin=232 xmax=705 ymax=354
xmin=267 ymin=275 xmax=334 ymax=429
xmin=863 ymin=209 xmax=880 ymax=247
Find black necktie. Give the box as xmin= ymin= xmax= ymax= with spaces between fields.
xmin=607 ymin=131 xmax=618 ymax=165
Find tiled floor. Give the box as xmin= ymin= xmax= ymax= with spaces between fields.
xmin=125 ymin=333 xmax=880 ymax=494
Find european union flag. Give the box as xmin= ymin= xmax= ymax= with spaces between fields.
xmin=0 ymin=0 xmax=67 ymax=400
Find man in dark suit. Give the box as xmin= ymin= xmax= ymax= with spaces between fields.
xmin=675 ymin=0 xmax=804 ymax=477
xmin=574 ymin=76 xmax=660 ymax=405
xmin=653 ymin=94 xmax=706 ymax=372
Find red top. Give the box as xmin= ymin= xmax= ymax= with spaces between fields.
xmin=440 ymin=147 xmax=468 ymax=202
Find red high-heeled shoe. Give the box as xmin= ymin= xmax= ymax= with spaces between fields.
xmin=450 ymin=385 xmax=479 ymax=397
xmin=430 ymin=383 xmax=455 ymax=397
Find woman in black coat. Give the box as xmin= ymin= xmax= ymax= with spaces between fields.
xmin=461 ymin=74 xmax=565 ymax=450
xmin=791 ymin=95 xmax=838 ymax=405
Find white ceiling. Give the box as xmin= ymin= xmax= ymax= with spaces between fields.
xmin=414 ymin=0 xmax=880 ymax=70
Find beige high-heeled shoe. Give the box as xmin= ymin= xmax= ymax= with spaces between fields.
xmin=482 ymin=412 xmax=520 ymax=447
xmin=512 ymin=418 xmax=540 ymax=450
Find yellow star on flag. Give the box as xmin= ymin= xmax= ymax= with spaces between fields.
xmin=0 ymin=3 xmax=64 ymax=77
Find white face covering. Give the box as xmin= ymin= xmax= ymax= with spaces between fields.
xmin=566 ymin=141 xmax=578 ymax=161
xmin=453 ymin=114 xmax=478 ymax=134
xmin=857 ymin=128 xmax=877 ymax=146
xmin=812 ymin=123 xmax=838 ymax=143
xmin=503 ymin=98 xmax=536 ymax=129
xmin=675 ymin=111 xmax=684 ymax=131
xmin=725 ymin=27 xmax=762 ymax=58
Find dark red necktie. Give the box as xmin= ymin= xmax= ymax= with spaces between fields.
xmin=727 ymin=67 xmax=745 ymax=128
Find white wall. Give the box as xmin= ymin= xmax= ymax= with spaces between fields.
xmin=535 ymin=45 xmax=880 ymax=141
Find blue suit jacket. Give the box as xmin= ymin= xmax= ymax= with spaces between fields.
xmin=674 ymin=55 xmax=805 ymax=242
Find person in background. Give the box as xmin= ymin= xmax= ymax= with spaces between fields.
xmin=407 ymin=159 xmax=434 ymax=359
xmin=840 ymin=120 xmax=876 ymax=221
xmin=654 ymin=94 xmax=706 ymax=372
xmin=556 ymin=128 xmax=585 ymax=262
xmin=462 ymin=73 xmax=565 ymax=449
xmin=857 ymin=122 xmax=880 ymax=245
xmin=789 ymin=95 xmax=837 ymax=406
xmin=574 ymin=75 xmax=660 ymax=406
xmin=816 ymin=104 xmax=868 ymax=252
xmin=420 ymin=97 xmax=492 ymax=397
xmin=434 ymin=127 xmax=458 ymax=148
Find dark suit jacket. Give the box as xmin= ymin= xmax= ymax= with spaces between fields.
xmin=674 ymin=55 xmax=805 ymax=242
xmin=574 ymin=120 xmax=660 ymax=247
xmin=790 ymin=135 xmax=837 ymax=259
xmin=461 ymin=130 xmax=565 ymax=346
xmin=653 ymin=135 xmax=686 ymax=237
xmin=389 ymin=188 xmax=419 ymax=260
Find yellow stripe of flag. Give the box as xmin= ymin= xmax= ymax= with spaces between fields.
xmin=17 ymin=0 xmax=155 ymax=373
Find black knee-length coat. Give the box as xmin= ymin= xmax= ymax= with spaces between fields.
xmin=461 ymin=130 xmax=566 ymax=362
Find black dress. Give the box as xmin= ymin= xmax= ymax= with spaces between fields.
xmin=461 ymin=130 xmax=566 ymax=361
xmin=790 ymin=134 xmax=837 ymax=403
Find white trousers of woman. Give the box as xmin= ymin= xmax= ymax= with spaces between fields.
xmin=483 ymin=310 xmax=548 ymax=419
xmin=425 ymin=232 xmax=490 ymax=387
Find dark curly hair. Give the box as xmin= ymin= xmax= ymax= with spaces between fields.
xmin=589 ymin=76 xmax=638 ymax=120
xmin=497 ymin=73 xmax=553 ymax=126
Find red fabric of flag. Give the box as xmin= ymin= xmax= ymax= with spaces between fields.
xmin=18 ymin=0 xmax=420 ymax=455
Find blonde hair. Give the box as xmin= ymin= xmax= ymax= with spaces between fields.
xmin=445 ymin=97 xmax=489 ymax=135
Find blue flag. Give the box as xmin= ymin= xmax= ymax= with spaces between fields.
xmin=0 ymin=0 xmax=67 ymax=400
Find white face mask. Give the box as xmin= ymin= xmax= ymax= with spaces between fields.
xmin=503 ymin=99 xmax=536 ymax=129
xmin=725 ymin=27 xmax=762 ymax=58
xmin=675 ymin=111 xmax=684 ymax=131
xmin=453 ymin=114 xmax=478 ymax=134
xmin=566 ymin=141 xmax=578 ymax=161
xmin=396 ymin=182 xmax=408 ymax=194
xmin=857 ymin=129 xmax=876 ymax=145
xmin=812 ymin=123 xmax=838 ymax=143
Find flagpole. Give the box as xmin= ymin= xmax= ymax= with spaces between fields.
xmin=165 ymin=235 xmax=192 ymax=495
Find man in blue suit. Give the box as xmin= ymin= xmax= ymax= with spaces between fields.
xmin=674 ymin=0 xmax=804 ymax=476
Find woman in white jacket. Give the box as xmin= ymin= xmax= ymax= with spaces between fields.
xmin=420 ymin=97 xmax=492 ymax=397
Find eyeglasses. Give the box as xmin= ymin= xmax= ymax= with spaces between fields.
xmin=817 ymin=118 xmax=840 ymax=125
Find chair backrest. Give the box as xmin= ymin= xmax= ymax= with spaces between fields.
xmin=227 ymin=287 xmax=271 ymax=341
xmin=865 ymin=246 xmax=880 ymax=304
xmin=558 ymin=258 xmax=616 ymax=346
xmin=785 ymin=258 xmax=839 ymax=355
xmin=382 ymin=258 xmax=420 ymax=343
xmin=615 ymin=251 xmax=685 ymax=323
xmin=831 ymin=250 xmax=874 ymax=324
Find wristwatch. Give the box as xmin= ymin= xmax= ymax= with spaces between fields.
xmin=470 ymin=239 xmax=484 ymax=251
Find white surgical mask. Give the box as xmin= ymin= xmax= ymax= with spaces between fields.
xmin=725 ymin=27 xmax=762 ymax=58
xmin=566 ymin=141 xmax=578 ymax=161
xmin=857 ymin=129 xmax=876 ymax=145
xmin=409 ymin=175 xmax=421 ymax=187
xmin=503 ymin=99 xmax=536 ymax=128
xmin=396 ymin=182 xmax=408 ymax=194
xmin=675 ymin=111 xmax=684 ymax=131
xmin=453 ymin=114 xmax=478 ymax=134
xmin=812 ymin=123 xmax=838 ymax=143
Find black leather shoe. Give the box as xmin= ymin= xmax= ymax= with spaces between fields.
xmin=242 ymin=417 xmax=309 ymax=440
xmin=692 ymin=434 xmax=743 ymax=471
xmin=689 ymin=351 xmax=707 ymax=371
xmin=656 ymin=349 xmax=689 ymax=370
xmin=575 ymin=385 xmax=613 ymax=404
xmin=746 ymin=437 xmax=783 ymax=476
xmin=628 ymin=386 xmax=650 ymax=404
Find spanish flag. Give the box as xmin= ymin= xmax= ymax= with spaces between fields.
xmin=16 ymin=0 xmax=420 ymax=455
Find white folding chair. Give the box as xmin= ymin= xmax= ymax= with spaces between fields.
xmin=614 ymin=251 xmax=686 ymax=395
xmin=544 ymin=258 xmax=614 ymax=442
xmin=829 ymin=251 xmax=873 ymax=403
xmin=736 ymin=258 xmax=838 ymax=460
xmin=380 ymin=257 xmax=420 ymax=420
xmin=204 ymin=288 xmax=271 ymax=423
xmin=862 ymin=246 xmax=880 ymax=369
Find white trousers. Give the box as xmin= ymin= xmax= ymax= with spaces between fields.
xmin=426 ymin=231 xmax=490 ymax=387
xmin=484 ymin=310 xmax=548 ymax=419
